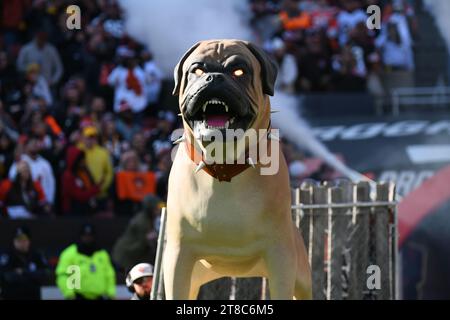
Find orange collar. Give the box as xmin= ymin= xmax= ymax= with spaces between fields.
xmin=184 ymin=127 xmax=272 ymax=182
xmin=184 ymin=141 xmax=251 ymax=182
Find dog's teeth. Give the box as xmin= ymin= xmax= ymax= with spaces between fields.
xmin=225 ymin=105 xmax=229 ymax=113
xmin=230 ymin=117 xmax=235 ymax=124
xmin=203 ymin=103 xmax=207 ymax=112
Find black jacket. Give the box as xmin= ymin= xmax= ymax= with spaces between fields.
xmin=0 ymin=248 xmax=50 ymax=300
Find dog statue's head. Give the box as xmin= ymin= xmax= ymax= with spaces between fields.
xmin=173 ymin=39 xmax=278 ymax=146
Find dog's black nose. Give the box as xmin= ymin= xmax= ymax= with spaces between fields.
xmin=206 ymin=73 xmax=224 ymax=83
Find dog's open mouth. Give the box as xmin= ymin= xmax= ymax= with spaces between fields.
xmin=198 ymin=98 xmax=233 ymax=130
xmin=185 ymin=97 xmax=255 ymax=137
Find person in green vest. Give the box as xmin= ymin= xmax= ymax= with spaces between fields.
xmin=55 ymin=224 xmax=116 ymax=300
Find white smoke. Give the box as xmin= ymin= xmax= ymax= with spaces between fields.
xmin=423 ymin=0 xmax=450 ymax=53
xmin=118 ymin=0 xmax=252 ymax=76
xmin=270 ymin=92 xmax=370 ymax=182
xmin=119 ymin=0 xmax=370 ymax=182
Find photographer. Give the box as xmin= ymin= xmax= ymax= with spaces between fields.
xmin=126 ymin=263 xmax=153 ymax=300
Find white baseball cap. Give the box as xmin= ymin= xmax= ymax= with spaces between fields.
xmin=126 ymin=263 xmax=154 ymax=288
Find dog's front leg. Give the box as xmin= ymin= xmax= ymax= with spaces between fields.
xmin=265 ymin=242 xmax=297 ymax=300
xmin=163 ymin=243 xmax=196 ymax=300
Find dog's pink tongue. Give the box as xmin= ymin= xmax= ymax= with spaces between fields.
xmin=206 ymin=115 xmax=229 ymax=127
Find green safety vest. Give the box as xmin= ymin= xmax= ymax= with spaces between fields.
xmin=55 ymin=244 xmax=116 ymax=299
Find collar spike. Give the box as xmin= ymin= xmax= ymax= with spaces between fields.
xmin=172 ymin=135 xmax=185 ymax=145
xmin=247 ymin=157 xmax=256 ymax=168
xmin=194 ymin=161 xmax=206 ymax=173
xmin=268 ymin=132 xmax=280 ymax=141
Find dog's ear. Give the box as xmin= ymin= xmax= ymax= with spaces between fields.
xmin=173 ymin=41 xmax=202 ymax=96
xmin=245 ymin=42 xmax=278 ymax=96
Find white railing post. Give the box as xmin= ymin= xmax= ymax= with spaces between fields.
xmin=151 ymin=207 xmax=167 ymax=300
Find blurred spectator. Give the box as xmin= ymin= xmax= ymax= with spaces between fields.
xmin=142 ymin=50 xmax=163 ymax=106
xmin=383 ymin=0 xmax=418 ymax=39
xmin=376 ymin=4 xmax=415 ymax=91
xmin=8 ymin=136 xmax=56 ymax=205
xmin=249 ymin=0 xmax=281 ymax=41
xmin=0 ymin=131 xmax=15 ymax=180
xmin=309 ymin=0 xmax=339 ymax=35
xmin=0 ymin=102 xmax=19 ymax=180
xmin=108 ymin=46 xmax=147 ymax=114
xmin=279 ymin=0 xmax=312 ymax=31
xmin=0 ymin=0 xmax=29 ymax=48
xmin=0 ymin=226 xmax=50 ymax=300
xmin=114 ymin=150 xmax=156 ymax=215
xmin=78 ymin=126 xmax=113 ymax=209
xmin=55 ymin=224 xmax=116 ymax=300
xmin=155 ymin=150 xmax=172 ymax=201
xmin=0 ymin=160 xmax=49 ymax=218
xmin=85 ymin=96 xmax=107 ymax=127
xmin=125 ymin=263 xmax=154 ymax=300
xmin=0 ymin=51 xmax=20 ymax=102
xmin=113 ymin=195 xmax=162 ymax=271
xmin=20 ymin=108 xmax=66 ymax=170
xmin=376 ymin=20 xmax=415 ymax=72
xmin=298 ymin=28 xmax=333 ymax=91
xmin=24 ymin=63 xmax=52 ymax=106
xmin=91 ymin=1 xmax=125 ymax=39
xmin=115 ymin=101 xmax=141 ymax=141
xmin=100 ymin=113 xmax=123 ymax=166
xmin=16 ymin=30 xmax=63 ymax=87
xmin=148 ymin=110 xmax=176 ymax=161
xmin=55 ymin=80 xmax=86 ymax=135
xmin=331 ymin=44 xmax=367 ymax=91
xmin=267 ymin=38 xmax=298 ymax=93
xmin=8 ymin=136 xmax=55 ymax=200
xmin=61 ymin=146 xmax=101 ymax=215
xmin=131 ymin=132 xmax=153 ymax=170
xmin=336 ymin=0 xmax=367 ymax=46
xmin=0 ymin=100 xmax=19 ymax=143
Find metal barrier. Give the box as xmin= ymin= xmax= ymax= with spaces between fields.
xmin=391 ymin=86 xmax=450 ymax=115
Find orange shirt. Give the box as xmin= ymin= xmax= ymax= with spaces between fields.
xmin=279 ymin=11 xmax=312 ymax=31
xmin=115 ymin=171 xmax=156 ymax=202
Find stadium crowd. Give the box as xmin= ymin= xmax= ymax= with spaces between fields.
xmin=0 ymin=0 xmax=418 ymax=219
xmin=252 ymin=0 xmax=417 ymax=94
xmin=0 ymin=0 xmax=174 ymax=219
xmin=0 ymin=0 xmax=418 ymax=299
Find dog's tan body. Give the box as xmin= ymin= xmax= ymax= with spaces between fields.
xmin=164 ymin=40 xmax=312 ymax=300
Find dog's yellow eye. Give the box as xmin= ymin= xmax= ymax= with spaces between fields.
xmin=194 ymin=68 xmax=204 ymax=76
xmin=233 ymin=69 xmax=244 ymax=77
